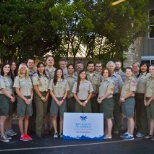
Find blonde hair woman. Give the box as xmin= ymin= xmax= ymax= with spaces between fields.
xmin=13 ymin=63 xmax=33 ymax=141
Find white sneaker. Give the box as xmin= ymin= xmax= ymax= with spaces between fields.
xmin=5 ymin=130 xmax=14 ymax=137
xmin=4 ymin=133 xmax=12 ymax=140
xmin=53 ymin=132 xmax=58 ymax=138
xmin=0 ymin=135 xmax=10 ymax=142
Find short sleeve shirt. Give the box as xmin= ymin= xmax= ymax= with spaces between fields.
xmin=0 ymin=76 xmax=6 ymax=94
xmin=3 ymin=76 xmax=13 ymax=95
xmin=145 ymin=76 xmax=154 ymax=98
xmin=86 ymin=71 xmax=101 ymax=94
xmin=13 ymin=76 xmax=33 ymax=96
xmin=136 ymin=72 xmax=150 ymax=94
xmin=32 ymin=73 xmax=49 ymax=92
xmin=98 ymin=78 xmax=114 ymax=98
xmin=48 ymin=79 xmax=69 ymax=97
xmin=66 ymin=74 xmax=77 ymax=96
xmin=121 ymin=77 xmax=137 ymax=98
xmin=72 ymin=80 xmax=93 ymax=100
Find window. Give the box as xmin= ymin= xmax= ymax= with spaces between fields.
xmin=149 ymin=10 xmax=154 ymax=39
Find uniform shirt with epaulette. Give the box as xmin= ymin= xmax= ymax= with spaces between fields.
xmin=98 ymin=78 xmax=114 ymax=98
xmin=0 ymin=75 xmax=13 ymax=95
xmin=48 ymin=79 xmax=69 ymax=97
xmin=13 ymin=76 xmax=33 ymax=96
xmin=72 ymin=80 xmax=93 ymax=100
xmin=86 ymin=71 xmax=101 ymax=94
xmin=145 ymin=76 xmax=154 ymax=98
xmin=66 ymin=74 xmax=77 ymax=97
xmin=136 ymin=72 xmax=150 ymax=94
xmin=45 ymin=66 xmax=56 ymax=81
xmin=121 ymin=77 xmax=137 ymax=98
xmin=32 ymin=73 xmax=49 ymax=92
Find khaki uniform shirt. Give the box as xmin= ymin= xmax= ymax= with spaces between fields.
xmin=98 ymin=78 xmax=114 ymax=98
xmin=145 ymin=76 xmax=154 ymax=98
xmin=66 ymin=74 xmax=77 ymax=97
xmin=86 ymin=71 xmax=101 ymax=94
xmin=48 ymin=79 xmax=69 ymax=97
xmin=0 ymin=75 xmax=13 ymax=95
xmin=136 ymin=72 xmax=150 ymax=94
xmin=13 ymin=76 xmax=33 ymax=96
xmin=45 ymin=66 xmax=56 ymax=81
xmin=121 ymin=77 xmax=137 ymax=98
xmin=72 ymin=80 xmax=93 ymax=100
xmin=32 ymin=73 xmax=49 ymax=92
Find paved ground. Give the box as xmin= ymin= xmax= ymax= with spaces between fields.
xmin=0 ymin=124 xmax=154 ymax=154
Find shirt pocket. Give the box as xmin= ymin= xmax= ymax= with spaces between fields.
xmin=84 ymin=85 xmax=89 ymax=91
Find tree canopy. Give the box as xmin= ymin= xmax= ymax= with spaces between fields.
xmin=0 ymin=0 xmax=149 ymax=64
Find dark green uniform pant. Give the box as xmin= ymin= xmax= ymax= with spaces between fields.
xmin=34 ymin=92 xmax=48 ymax=136
xmin=66 ymin=97 xmax=76 ymax=112
xmin=135 ymin=93 xmax=148 ymax=134
xmin=91 ymin=95 xmax=100 ymax=113
xmin=113 ymin=93 xmax=121 ymax=131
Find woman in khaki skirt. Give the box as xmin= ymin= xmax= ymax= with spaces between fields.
xmin=49 ymin=68 xmax=69 ymax=138
xmin=0 ymin=63 xmax=15 ymax=142
xmin=14 ymin=63 xmax=33 ymax=141
xmin=97 ymin=68 xmax=114 ymax=139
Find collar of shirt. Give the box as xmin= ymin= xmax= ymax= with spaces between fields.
xmin=126 ymin=76 xmax=133 ymax=80
xmin=67 ymin=74 xmax=75 ymax=78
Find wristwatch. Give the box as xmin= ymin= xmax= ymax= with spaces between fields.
xmin=85 ymin=100 xmax=88 ymax=104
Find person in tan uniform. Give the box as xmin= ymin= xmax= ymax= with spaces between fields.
xmin=14 ymin=63 xmax=33 ymax=141
xmin=72 ymin=70 xmax=93 ymax=113
xmin=144 ymin=65 xmax=154 ymax=141
xmin=66 ymin=64 xmax=77 ymax=112
xmin=27 ymin=59 xmax=36 ymax=135
xmin=97 ymin=68 xmax=114 ymax=139
xmin=45 ymin=56 xmax=56 ymax=81
xmin=32 ymin=62 xmax=49 ymax=139
xmin=120 ymin=67 xmax=137 ymax=140
xmin=0 ymin=63 xmax=15 ymax=143
xmin=86 ymin=61 xmax=101 ymax=113
xmin=135 ymin=62 xmax=150 ymax=138
xmin=49 ymin=68 xmax=69 ymax=138
xmin=45 ymin=55 xmax=56 ymax=134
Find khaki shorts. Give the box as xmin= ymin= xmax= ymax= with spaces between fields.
xmin=0 ymin=94 xmax=10 ymax=116
xmin=146 ymin=98 xmax=154 ymax=119
xmin=122 ymin=97 xmax=135 ymax=117
xmin=100 ymin=98 xmax=114 ymax=118
xmin=50 ymin=97 xmax=66 ymax=117
xmin=17 ymin=96 xmax=33 ymax=117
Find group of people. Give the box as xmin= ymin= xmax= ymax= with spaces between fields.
xmin=0 ymin=56 xmax=154 ymax=143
